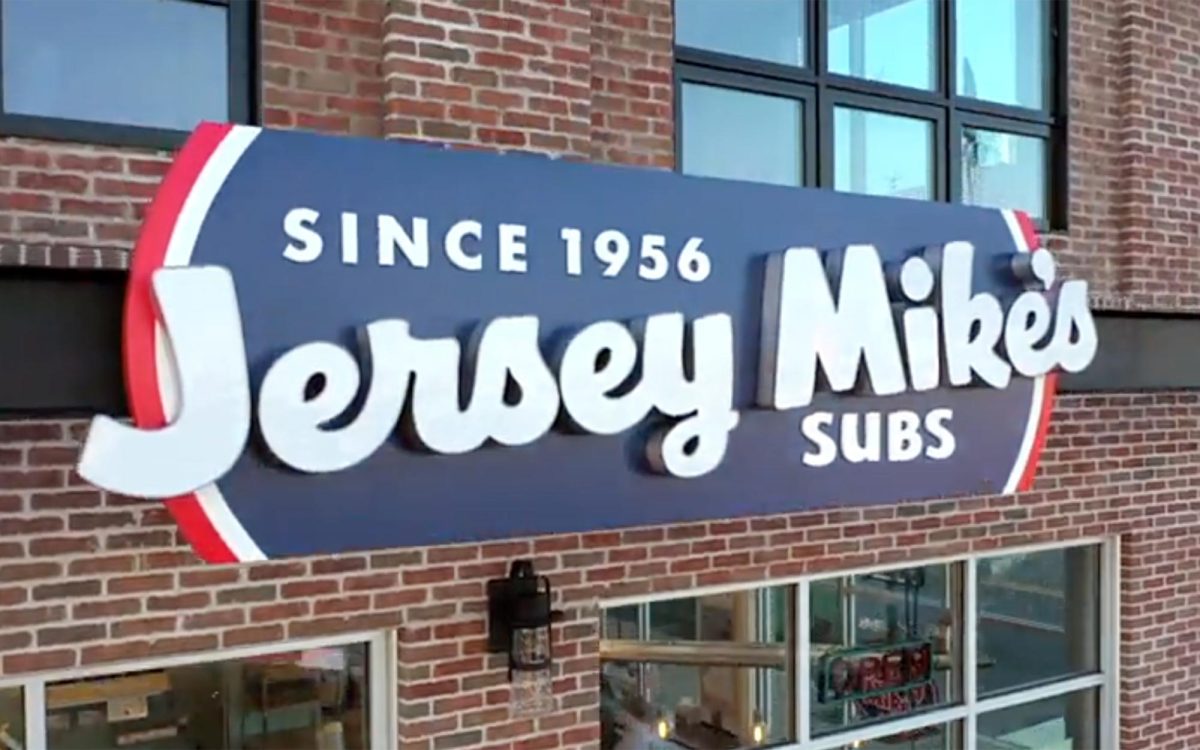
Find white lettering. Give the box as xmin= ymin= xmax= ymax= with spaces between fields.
xmin=445 ymin=219 xmax=483 ymax=271
xmin=887 ymin=410 xmax=922 ymax=462
xmin=78 ymin=267 xmax=251 ymax=497
xmin=1003 ymin=292 xmax=1054 ymax=376
xmin=801 ymin=412 xmax=838 ymax=467
xmin=642 ymin=313 xmax=739 ymax=478
xmin=760 ymin=245 xmax=907 ymax=410
xmin=924 ymin=408 xmax=956 ymax=459
xmin=340 ymin=211 xmax=359 ymax=265
xmin=842 ymin=412 xmax=882 ymax=463
xmin=282 ymin=207 xmax=322 ymax=263
xmin=899 ymin=256 xmax=940 ymax=391
xmin=942 ymin=241 xmax=1010 ymax=388
xmin=558 ymin=320 xmax=651 ymax=434
xmin=1049 ymin=279 xmax=1098 ymax=373
xmin=377 ymin=215 xmax=429 ymax=268
xmin=498 ymin=223 xmax=528 ymax=273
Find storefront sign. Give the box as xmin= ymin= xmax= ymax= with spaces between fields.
xmin=816 ymin=640 xmax=936 ymax=707
xmin=78 ymin=123 xmax=1097 ymax=562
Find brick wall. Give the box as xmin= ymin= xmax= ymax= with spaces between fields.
xmin=3 ymin=1 xmax=1200 ymax=749
xmin=1 ymin=395 xmax=1199 ymax=748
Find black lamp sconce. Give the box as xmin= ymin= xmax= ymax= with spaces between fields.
xmin=486 ymin=559 xmax=565 ymax=679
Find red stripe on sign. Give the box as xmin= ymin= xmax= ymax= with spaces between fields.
xmin=122 ymin=121 xmax=240 ymax=564
xmin=1013 ymin=210 xmax=1041 ymax=251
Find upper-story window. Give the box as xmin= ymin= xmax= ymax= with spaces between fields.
xmin=0 ymin=0 xmax=255 ymax=148
xmin=675 ymin=0 xmax=1064 ymax=228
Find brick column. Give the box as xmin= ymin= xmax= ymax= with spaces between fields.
xmin=380 ymin=0 xmax=593 ymax=156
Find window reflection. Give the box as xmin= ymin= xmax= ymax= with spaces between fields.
xmin=44 ymin=644 xmax=370 ymax=750
xmin=810 ymin=565 xmax=961 ymax=736
xmin=962 ymin=128 xmax=1047 ymax=219
xmin=977 ymin=547 xmax=1100 ymax=696
xmin=0 ymin=686 xmax=24 ymax=750
xmin=834 ymin=108 xmax=934 ymax=200
xmin=957 ymin=0 xmax=1047 ymax=109
xmin=960 ymin=126 xmax=1046 ymax=216
xmin=675 ymin=0 xmax=805 ymax=67
xmin=977 ymin=690 xmax=1098 ymax=749
xmin=600 ymin=587 xmax=793 ymax=749
xmin=681 ymin=83 xmax=804 ymax=187
xmin=1 ymin=0 xmax=229 ymax=130
xmin=827 ymin=0 xmax=937 ymax=90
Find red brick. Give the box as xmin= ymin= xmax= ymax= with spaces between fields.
xmin=107 ymin=574 xmax=173 ymax=595
xmin=223 ymin=624 xmax=285 ymax=647
xmin=15 ymin=172 xmax=88 ymax=193
xmin=147 ymin=592 xmax=210 ymax=611
xmin=250 ymin=601 xmax=311 ymax=622
xmin=183 ymin=609 xmax=246 ymax=630
xmin=74 ymin=598 xmax=142 ymax=619
xmin=111 ymin=616 xmax=178 ymax=638
xmin=4 ymin=649 xmax=75 ymax=674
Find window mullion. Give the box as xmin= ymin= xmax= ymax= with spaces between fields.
xmin=963 ymin=557 xmax=978 ymax=750
xmin=1100 ymin=537 xmax=1121 ymax=750
xmin=796 ymin=579 xmax=811 ymax=745
xmin=24 ymin=678 xmax=47 ymax=750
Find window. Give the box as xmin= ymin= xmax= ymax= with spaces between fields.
xmin=600 ymin=540 xmax=1114 ymax=749
xmin=0 ymin=634 xmax=392 ymax=750
xmin=675 ymin=0 xmax=1064 ymax=227
xmin=0 ymin=0 xmax=254 ymax=147
xmin=0 ymin=686 xmax=23 ymax=750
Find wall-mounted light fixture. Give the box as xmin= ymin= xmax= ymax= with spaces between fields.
xmin=487 ymin=559 xmax=563 ymax=717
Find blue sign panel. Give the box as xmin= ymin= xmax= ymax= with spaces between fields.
xmin=77 ymin=123 xmax=1096 ymax=562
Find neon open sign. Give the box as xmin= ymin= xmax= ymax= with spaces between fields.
xmin=816 ymin=640 xmax=937 ymax=709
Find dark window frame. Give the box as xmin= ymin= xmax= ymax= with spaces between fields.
xmin=0 ymin=0 xmax=257 ymax=150
xmin=674 ymin=0 xmax=1069 ymax=230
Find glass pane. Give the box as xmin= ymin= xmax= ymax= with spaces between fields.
xmin=977 ymin=546 xmax=1100 ymax=696
xmin=0 ymin=686 xmax=24 ymax=750
xmin=977 ymin=689 xmax=1099 ymax=750
xmin=605 ymin=605 xmax=641 ymax=639
xmin=834 ymin=107 xmax=934 ymax=200
xmin=840 ymin=721 xmax=960 ymax=749
xmin=1 ymin=0 xmax=229 ymax=129
xmin=600 ymin=586 xmax=793 ymax=749
xmin=681 ymin=83 xmax=804 ymax=187
xmin=957 ymin=0 xmax=1047 ymax=109
xmin=810 ymin=564 xmax=961 ymax=736
xmin=45 ymin=643 xmax=370 ymax=749
xmin=962 ymin=128 xmax=1048 ymax=220
xmin=675 ymin=0 xmax=805 ymax=67
xmin=827 ymin=0 xmax=937 ymax=90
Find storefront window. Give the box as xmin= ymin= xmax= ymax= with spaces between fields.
xmin=827 ymin=0 xmax=937 ymax=91
xmin=962 ymin=128 xmax=1048 ymax=220
xmin=833 ymin=107 xmax=935 ymax=200
xmin=675 ymin=0 xmax=806 ymax=67
xmin=977 ymin=546 xmax=1100 ymax=696
xmin=956 ymin=0 xmax=1047 ymax=109
xmin=681 ymin=83 xmax=804 ymax=188
xmin=810 ymin=564 xmax=961 ymax=736
xmin=0 ymin=686 xmax=24 ymax=750
xmin=600 ymin=585 xmax=793 ymax=749
xmin=600 ymin=542 xmax=1109 ymax=749
xmin=977 ymin=689 xmax=1099 ymax=749
xmin=43 ymin=643 xmax=370 ymax=750
xmin=839 ymin=721 xmax=960 ymax=749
